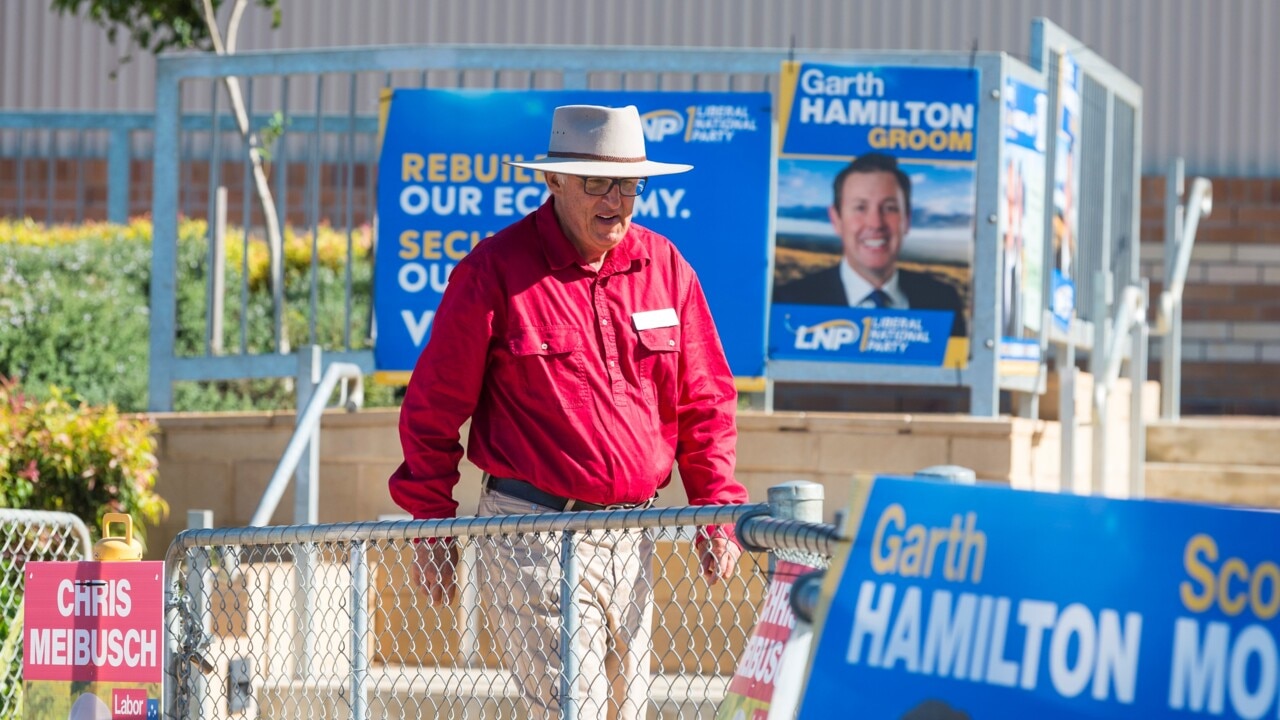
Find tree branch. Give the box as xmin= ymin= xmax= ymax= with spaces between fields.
xmin=198 ymin=0 xmax=289 ymax=353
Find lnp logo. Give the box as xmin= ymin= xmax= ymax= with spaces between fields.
xmin=640 ymin=109 xmax=685 ymax=142
xmin=795 ymin=319 xmax=862 ymax=351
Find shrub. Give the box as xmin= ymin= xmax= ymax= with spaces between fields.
xmin=0 ymin=218 xmax=397 ymax=412
xmin=0 ymin=378 xmax=167 ymax=546
xmin=0 ymin=220 xmax=153 ymax=412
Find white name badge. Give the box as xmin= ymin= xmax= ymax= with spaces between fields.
xmin=631 ymin=308 xmax=679 ymax=330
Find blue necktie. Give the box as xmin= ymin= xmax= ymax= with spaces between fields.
xmin=863 ymin=289 xmax=891 ymax=309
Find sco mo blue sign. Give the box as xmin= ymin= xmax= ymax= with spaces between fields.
xmin=375 ymin=89 xmax=772 ymax=380
xmin=801 ymin=478 xmax=1280 ymax=719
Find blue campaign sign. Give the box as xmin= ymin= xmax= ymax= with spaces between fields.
xmin=769 ymin=303 xmax=955 ymax=366
xmin=781 ymin=63 xmax=979 ymax=162
xmin=799 ymin=477 xmax=1280 ymax=719
xmin=771 ymin=62 xmax=978 ymax=369
xmin=999 ymin=75 xmax=1048 ymax=343
xmin=1003 ymin=76 xmax=1047 ymax=153
xmin=374 ymin=89 xmax=772 ymax=378
xmin=1051 ymin=54 xmax=1083 ymax=333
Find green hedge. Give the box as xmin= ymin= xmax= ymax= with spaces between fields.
xmin=0 ymin=218 xmax=397 ymax=412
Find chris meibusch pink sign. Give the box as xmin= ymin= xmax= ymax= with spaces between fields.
xmin=23 ymin=561 xmax=164 ymax=683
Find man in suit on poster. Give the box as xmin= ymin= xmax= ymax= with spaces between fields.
xmin=1002 ymin=158 xmax=1025 ymax=338
xmin=774 ymin=152 xmax=967 ymax=336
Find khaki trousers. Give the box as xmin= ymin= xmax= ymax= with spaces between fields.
xmin=477 ymin=488 xmax=656 ymax=720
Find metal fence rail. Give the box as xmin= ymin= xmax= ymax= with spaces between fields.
xmin=0 ymin=111 xmax=382 ymax=225
xmin=0 ymin=509 xmax=93 ymax=718
xmin=164 ymin=502 xmax=834 ymax=719
xmin=144 ymin=44 xmax=802 ymax=412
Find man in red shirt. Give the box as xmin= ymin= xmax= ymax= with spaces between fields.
xmin=389 ymin=104 xmax=748 ymax=718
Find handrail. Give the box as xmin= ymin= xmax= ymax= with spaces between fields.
xmin=1094 ymin=284 xmax=1146 ymax=412
xmin=1157 ymin=176 xmax=1214 ymax=335
xmin=249 ymin=361 xmax=364 ymax=526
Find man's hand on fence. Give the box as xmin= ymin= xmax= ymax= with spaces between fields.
xmin=698 ymin=536 xmax=741 ymax=585
xmin=413 ymin=540 xmax=459 ymax=605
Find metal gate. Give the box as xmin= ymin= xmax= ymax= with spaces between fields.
xmin=0 ymin=509 xmax=93 ymax=718
xmin=163 ymin=502 xmax=832 ymax=719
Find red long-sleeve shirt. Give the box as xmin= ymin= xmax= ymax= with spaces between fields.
xmin=389 ymin=198 xmax=746 ymax=520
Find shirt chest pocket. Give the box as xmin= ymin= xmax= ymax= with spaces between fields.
xmin=508 ymin=325 xmax=588 ymax=409
xmin=636 ymin=325 xmax=680 ymax=407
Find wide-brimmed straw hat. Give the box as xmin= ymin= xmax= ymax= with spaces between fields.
xmin=505 ymin=104 xmax=692 ymax=178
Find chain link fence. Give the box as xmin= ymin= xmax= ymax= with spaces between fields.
xmin=163 ymin=501 xmax=835 ymax=720
xmin=0 ymin=509 xmax=93 ymax=718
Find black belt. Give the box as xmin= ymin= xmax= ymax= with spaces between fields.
xmin=484 ymin=475 xmax=653 ymax=512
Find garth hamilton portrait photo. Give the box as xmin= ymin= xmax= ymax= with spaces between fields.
xmin=772 ymin=151 xmax=974 ymax=339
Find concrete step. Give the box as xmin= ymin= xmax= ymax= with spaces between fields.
xmin=1145 ymin=461 xmax=1280 ymax=509
xmin=1147 ymin=417 xmax=1280 ymax=466
xmin=248 ymin=667 xmax=728 ymax=719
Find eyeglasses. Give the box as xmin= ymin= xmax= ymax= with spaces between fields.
xmin=581 ymin=176 xmax=648 ymax=196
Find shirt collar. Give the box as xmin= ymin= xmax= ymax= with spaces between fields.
xmin=534 ymin=198 xmax=582 ymax=271
xmin=840 ymin=260 xmax=907 ymax=308
xmin=534 ymin=197 xmax=650 ymax=274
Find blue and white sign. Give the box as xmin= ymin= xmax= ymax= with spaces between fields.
xmin=781 ymin=64 xmax=979 ymax=162
xmin=1051 ymin=54 xmax=1082 ymax=332
xmin=800 ymin=477 xmax=1280 ymax=719
xmin=769 ymin=304 xmax=956 ymax=366
xmin=999 ymin=76 xmax=1047 ymax=345
xmin=375 ymin=90 xmax=772 ymax=378
xmin=771 ymin=63 xmax=978 ymax=369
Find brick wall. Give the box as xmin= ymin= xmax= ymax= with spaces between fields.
xmin=1139 ymin=176 xmax=1280 ymax=415
xmin=0 ymin=156 xmax=376 ymax=227
xmin=4 ymin=157 xmax=1276 ymax=414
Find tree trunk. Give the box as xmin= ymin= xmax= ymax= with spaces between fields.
xmin=202 ymin=0 xmax=290 ymax=354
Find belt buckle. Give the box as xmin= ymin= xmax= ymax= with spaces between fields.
xmin=603 ymin=498 xmax=653 ymax=511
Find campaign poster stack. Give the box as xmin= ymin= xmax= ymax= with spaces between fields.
xmin=998 ymin=75 xmax=1049 ymax=376
xmin=770 ymin=62 xmax=979 ymax=369
xmin=23 ymin=561 xmax=164 ymax=718
xmin=1050 ymin=53 xmax=1082 ymax=333
xmin=374 ymin=90 xmax=773 ymax=382
xmin=798 ymin=477 xmax=1280 ymax=719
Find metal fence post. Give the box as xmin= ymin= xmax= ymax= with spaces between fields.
xmin=350 ymin=540 xmax=369 ymax=720
xmin=185 ymin=509 xmax=216 ymax=719
xmin=147 ymin=60 xmax=181 ymax=412
xmin=293 ymin=348 xmax=321 ymax=684
xmin=295 ymin=345 xmax=322 ymax=526
xmin=1057 ymin=325 xmax=1078 ymax=494
xmin=458 ymin=542 xmax=481 ymax=666
xmin=1092 ymin=275 xmax=1111 ymax=496
xmin=767 ymin=481 xmax=825 ymax=523
xmin=209 ymin=186 xmax=227 ymax=356
xmin=559 ymin=530 xmax=580 ymax=720
xmin=765 ymin=482 xmax=825 ymax=572
xmin=1129 ymin=281 xmax=1149 ymax=499
xmin=107 ymin=126 xmax=130 ymax=224
xmin=914 ymin=465 xmax=977 ymax=484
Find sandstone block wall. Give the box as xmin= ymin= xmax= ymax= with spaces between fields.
xmin=147 ymin=386 xmax=1155 ymax=557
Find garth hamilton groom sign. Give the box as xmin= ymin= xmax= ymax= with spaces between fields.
xmin=799 ymin=478 xmax=1280 ymax=719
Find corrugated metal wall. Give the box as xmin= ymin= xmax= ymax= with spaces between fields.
xmin=2 ymin=0 xmax=1275 ymax=176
